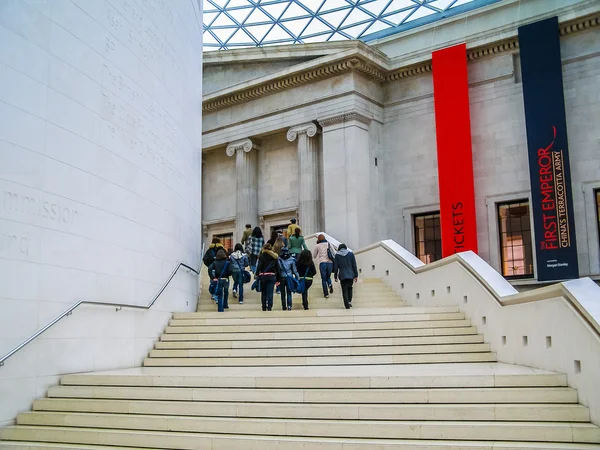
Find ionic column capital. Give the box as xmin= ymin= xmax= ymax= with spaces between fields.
xmin=226 ymin=138 xmax=258 ymax=157
xmin=286 ymin=123 xmax=318 ymax=142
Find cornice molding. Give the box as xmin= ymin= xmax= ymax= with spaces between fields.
xmin=225 ymin=138 xmax=257 ymax=157
xmin=287 ymin=122 xmax=318 ymax=142
xmin=318 ymin=112 xmax=373 ymax=127
xmin=203 ymin=13 xmax=600 ymax=114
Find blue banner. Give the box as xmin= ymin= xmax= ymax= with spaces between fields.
xmin=518 ymin=17 xmax=579 ymax=282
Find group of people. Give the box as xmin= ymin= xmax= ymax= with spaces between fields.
xmin=202 ymin=219 xmax=358 ymax=312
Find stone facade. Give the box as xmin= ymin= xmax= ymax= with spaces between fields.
xmin=202 ymin=0 xmax=600 ymax=279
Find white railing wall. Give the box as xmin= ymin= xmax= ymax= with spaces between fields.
xmin=305 ymin=234 xmax=600 ymax=425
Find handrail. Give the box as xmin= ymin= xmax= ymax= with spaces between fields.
xmin=0 ymin=261 xmax=200 ymax=367
xmin=305 ymin=232 xmax=600 ymax=340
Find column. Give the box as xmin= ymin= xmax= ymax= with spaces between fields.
xmin=287 ymin=122 xmax=320 ymax=235
xmin=226 ymin=138 xmax=258 ymax=243
xmin=318 ymin=112 xmax=372 ymax=249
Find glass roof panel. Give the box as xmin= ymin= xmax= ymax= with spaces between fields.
xmin=203 ymin=0 xmax=503 ymax=50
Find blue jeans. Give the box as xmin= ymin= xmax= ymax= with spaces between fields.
xmin=261 ymin=275 xmax=276 ymax=311
xmin=250 ymin=254 xmax=258 ymax=273
xmin=319 ymin=262 xmax=333 ymax=296
xmin=280 ymin=280 xmax=293 ymax=310
xmin=216 ymin=279 xmax=229 ymax=312
xmin=233 ymin=272 xmax=244 ymax=302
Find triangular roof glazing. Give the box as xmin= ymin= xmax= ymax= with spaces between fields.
xmin=202 ymin=0 xmax=503 ymax=51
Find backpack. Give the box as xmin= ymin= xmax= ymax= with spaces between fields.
xmin=203 ymin=248 xmax=216 ymax=267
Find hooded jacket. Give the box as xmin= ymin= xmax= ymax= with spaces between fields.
xmin=333 ymin=248 xmax=358 ymax=281
xmin=203 ymin=243 xmax=224 ymax=267
xmin=256 ymin=250 xmax=281 ymax=278
xmin=312 ymin=240 xmax=334 ymax=265
xmin=278 ymin=251 xmax=299 ymax=280
xmin=229 ymin=251 xmax=249 ymax=272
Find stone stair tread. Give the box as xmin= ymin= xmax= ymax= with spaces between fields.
xmin=59 ymin=363 xmax=567 ymax=388
xmin=27 ymin=400 xmax=591 ymax=422
xmin=47 ymin=385 xmax=579 ymax=404
xmin=159 ymin=327 xmax=481 ymax=341
xmin=148 ymin=343 xmax=492 ymax=358
xmin=169 ymin=313 xmax=466 ymax=327
xmin=4 ymin=428 xmax=600 ymax=449
xmin=162 ymin=319 xmax=473 ymax=334
xmin=142 ymin=351 xmax=498 ymax=367
xmin=155 ymin=334 xmax=485 ymax=348
xmin=174 ymin=306 xmax=457 ymax=319
xmin=6 ymin=416 xmax=600 ymax=443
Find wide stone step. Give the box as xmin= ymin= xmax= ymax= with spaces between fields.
xmin=174 ymin=306 xmax=459 ymax=320
xmin=47 ymin=385 xmax=579 ymax=404
xmin=4 ymin=428 xmax=600 ymax=450
xmin=28 ymin=399 xmax=590 ymax=422
xmin=8 ymin=414 xmax=600 ymax=443
xmin=154 ymin=333 xmax=485 ymax=349
xmin=163 ymin=317 xmax=470 ymax=334
xmin=143 ymin=352 xmax=497 ymax=367
xmin=196 ymin=303 xmax=406 ymax=311
xmin=58 ymin=364 xmax=569 ymax=388
xmin=159 ymin=326 xmax=479 ymax=342
xmin=169 ymin=312 xmax=466 ymax=327
xmin=149 ymin=343 xmax=492 ymax=358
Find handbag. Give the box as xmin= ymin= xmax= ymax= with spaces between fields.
xmin=251 ymin=278 xmax=262 ymax=292
xmin=242 ymin=270 xmax=251 ymax=284
xmin=233 ymin=257 xmax=251 ymax=284
xmin=208 ymin=261 xmax=230 ymax=295
xmin=327 ymin=243 xmax=335 ymax=261
xmin=296 ymin=275 xmax=307 ymax=294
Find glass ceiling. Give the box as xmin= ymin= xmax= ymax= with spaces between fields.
xmin=202 ymin=0 xmax=501 ymax=51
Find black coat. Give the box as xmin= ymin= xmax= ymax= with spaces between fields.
xmin=256 ymin=250 xmax=281 ymax=278
xmin=297 ymin=261 xmax=317 ymax=278
xmin=208 ymin=259 xmax=233 ymax=279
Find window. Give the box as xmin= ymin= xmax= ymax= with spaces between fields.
xmin=214 ymin=233 xmax=234 ymax=254
xmin=497 ymin=200 xmax=534 ymax=279
xmin=413 ymin=212 xmax=442 ymax=264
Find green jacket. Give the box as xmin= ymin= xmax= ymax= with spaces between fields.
xmin=241 ymin=228 xmax=252 ymax=245
xmin=288 ymin=235 xmax=308 ymax=255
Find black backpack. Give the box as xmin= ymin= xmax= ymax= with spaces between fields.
xmin=203 ymin=248 xmax=217 ymax=268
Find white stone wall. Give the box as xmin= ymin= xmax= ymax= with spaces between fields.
xmin=258 ymin=133 xmax=298 ymax=214
xmin=0 ymin=0 xmax=203 ymax=426
xmin=202 ymin=149 xmax=236 ymax=222
xmin=562 ymin=30 xmax=600 ymax=276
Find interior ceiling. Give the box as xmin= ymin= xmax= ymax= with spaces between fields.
xmin=202 ymin=0 xmax=503 ymax=51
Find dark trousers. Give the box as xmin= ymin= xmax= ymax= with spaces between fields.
xmin=319 ymin=262 xmax=333 ymax=296
xmin=261 ymin=276 xmax=276 ymax=311
xmin=340 ymin=279 xmax=354 ymax=308
xmin=301 ymin=280 xmax=313 ymax=310
xmin=216 ymin=279 xmax=230 ymax=312
xmin=280 ymin=281 xmax=293 ymax=310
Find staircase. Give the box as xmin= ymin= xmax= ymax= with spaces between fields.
xmin=1 ymin=276 xmax=600 ymax=449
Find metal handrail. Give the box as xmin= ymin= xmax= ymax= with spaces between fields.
xmin=0 ymin=261 xmax=200 ymax=367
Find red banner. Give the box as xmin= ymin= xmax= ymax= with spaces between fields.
xmin=432 ymin=43 xmax=478 ymax=257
